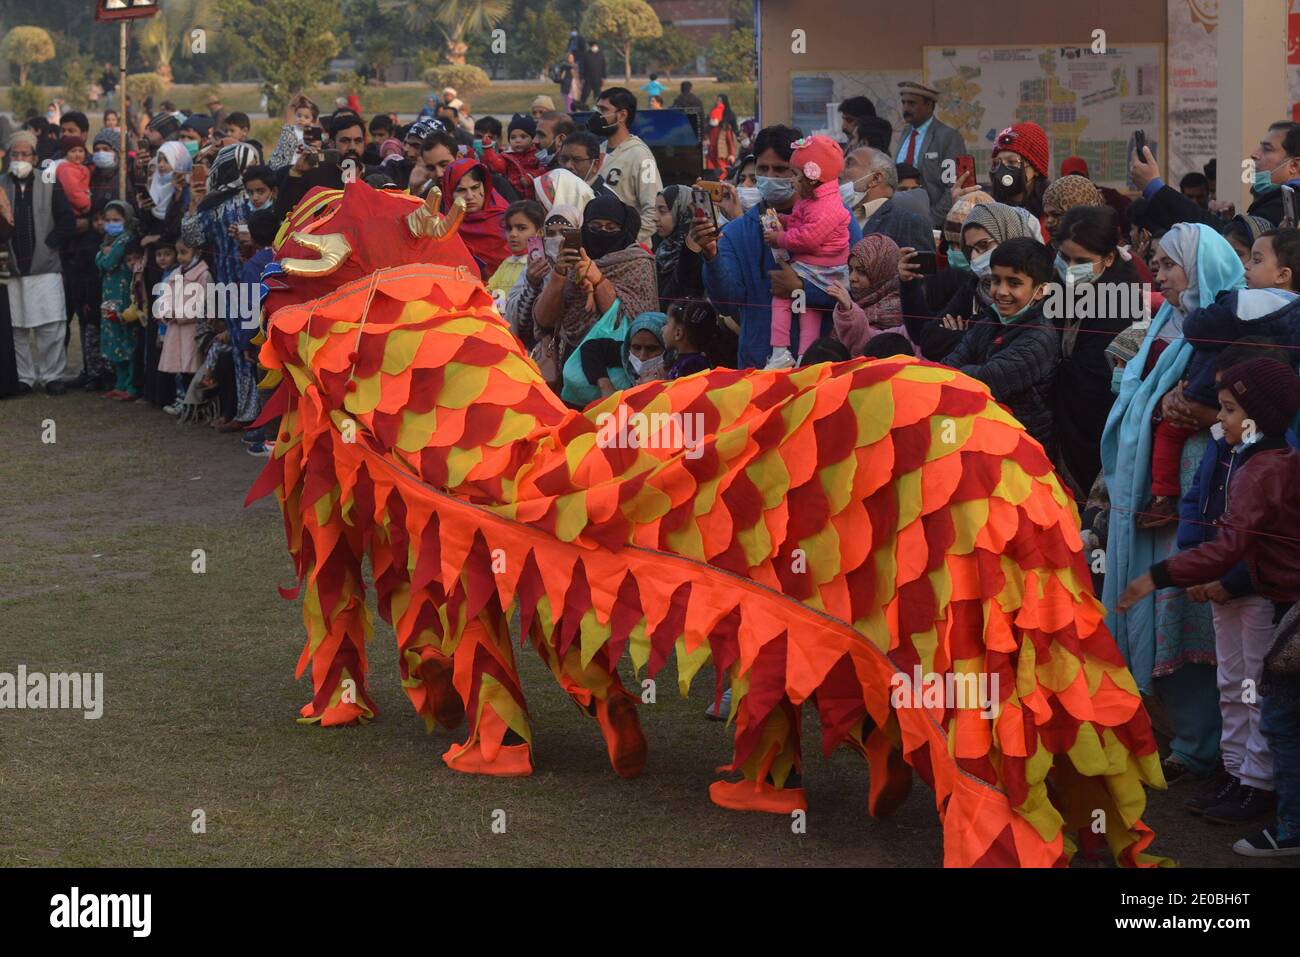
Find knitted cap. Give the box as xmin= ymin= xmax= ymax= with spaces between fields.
xmin=1060 ymin=156 xmax=1089 ymax=178
xmin=1105 ymin=323 xmax=1146 ymax=364
xmin=508 ymin=113 xmax=537 ymax=137
xmin=532 ymin=94 xmax=555 ymax=112
xmin=180 ymin=113 xmax=214 ymax=138
xmin=7 ymin=130 xmax=38 ymax=152
xmin=93 ymin=127 xmax=120 ymax=151
xmin=1220 ymin=358 xmax=1300 ymax=437
xmin=60 ymin=134 xmax=85 ymax=154
xmin=993 ymin=122 xmax=1050 ymax=178
xmin=789 ymin=134 xmax=844 ymax=184
xmin=148 ymin=111 xmax=181 ymax=138
xmin=943 ymin=189 xmax=993 ymax=247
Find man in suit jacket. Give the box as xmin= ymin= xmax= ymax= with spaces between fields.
xmin=895 ymin=81 xmax=966 ymax=229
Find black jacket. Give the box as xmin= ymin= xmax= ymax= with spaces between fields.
xmin=1050 ymin=256 xmax=1141 ymax=494
xmin=1143 ymin=182 xmax=1283 ymax=233
xmin=901 ymin=271 xmax=980 ymax=361
xmin=941 ymin=301 xmax=1060 ymax=454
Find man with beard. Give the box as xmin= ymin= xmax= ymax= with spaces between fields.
xmin=2 ymin=131 xmax=75 ymax=395
xmin=894 ymin=80 xmax=966 ymax=228
xmin=274 ymin=112 xmax=371 ymax=220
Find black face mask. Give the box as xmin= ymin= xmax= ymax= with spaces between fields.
xmin=582 ymin=223 xmax=628 ymax=261
xmin=587 ymin=112 xmax=617 ymax=138
xmin=991 ymin=164 xmax=1025 ymax=202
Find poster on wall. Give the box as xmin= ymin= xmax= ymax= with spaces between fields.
xmin=923 ymin=44 xmax=1164 ymax=191
xmin=790 ymin=71 xmax=913 ymax=144
xmin=1167 ymin=0 xmax=1219 ymax=186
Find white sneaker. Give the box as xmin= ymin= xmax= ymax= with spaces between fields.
xmin=162 ymin=403 xmax=181 ymax=415
xmin=764 ymin=347 xmax=795 ymax=370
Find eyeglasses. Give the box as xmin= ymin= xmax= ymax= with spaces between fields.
xmin=995 ymin=156 xmax=1025 ymax=171
xmin=587 ymin=221 xmax=621 ymax=234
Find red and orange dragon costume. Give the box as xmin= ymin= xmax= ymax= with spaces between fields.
xmin=248 ymin=182 xmax=1168 ymax=867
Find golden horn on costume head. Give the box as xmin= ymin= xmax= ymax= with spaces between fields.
xmin=279 ymin=231 xmax=353 ymax=276
xmin=406 ymin=186 xmax=467 ymax=240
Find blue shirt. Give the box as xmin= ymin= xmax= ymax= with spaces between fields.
xmin=701 ymin=202 xmax=863 ymax=369
xmin=641 ymin=80 xmax=664 ymax=97
xmin=895 ymin=116 xmax=934 ymax=164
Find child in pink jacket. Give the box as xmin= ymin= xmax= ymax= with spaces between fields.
xmin=55 ymin=136 xmax=92 ymax=215
xmin=762 ymin=135 xmax=851 ymax=369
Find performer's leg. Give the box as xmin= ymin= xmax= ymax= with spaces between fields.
xmin=442 ymin=603 xmax=534 ymax=776
xmin=530 ymin=621 xmax=646 ymax=779
xmin=710 ymin=692 xmax=807 ymax=813
xmin=296 ymin=510 xmax=378 ymax=726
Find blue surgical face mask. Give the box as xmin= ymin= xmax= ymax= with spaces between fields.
xmin=1056 ymin=253 xmax=1096 ymax=285
xmin=1110 ymin=365 xmax=1125 ymax=395
xmin=1254 ymin=169 xmax=1281 ymax=194
xmin=252 ymin=198 xmax=273 ymax=211
xmin=104 ymin=220 xmax=125 ymax=236
xmin=184 ymin=140 xmax=200 ymax=158
xmin=756 ymin=175 xmax=795 ymax=206
xmin=997 ymin=292 xmax=1043 ymax=324
xmin=970 ymin=248 xmax=993 ymax=278
xmin=946 ymin=248 xmax=970 ymax=272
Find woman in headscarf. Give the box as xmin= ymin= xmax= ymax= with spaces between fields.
xmin=0 ymin=173 xmax=20 ymax=398
xmin=1102 ymin=222 xmax=1246 ymax=785
xmin=532 ymin=193 xmax=657 ymax=396
xmin=705 ymin=94 xmax=739 ymax=172
xmin=143 ymin=140 xmax=192 ymax=229
xmin=900 ymin=200 xmax=1043 ymax=360
xmin=828 ymin=235 xmax=911 ymax=356
xmin=1222 ymin=214 xmax=1277 ymax=268
xmin=533 ymin=167 xmax=595 ymax=219
xmin=1049 ymin=203 xmax=1145 ymax=498
xmin=1042 ymin=174 xmax=1104 ymax=243
xmin=180 ymin=141 xmax=261 ymax=428
xmin=442 ymin=157 xmax=512 ymax=279
xmin=576 ymin=309 xmax=667 ymax=401
xmin=652 ymin=184 xmax=699 ymax=310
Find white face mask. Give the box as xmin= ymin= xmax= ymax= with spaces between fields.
xmin=628 ymin=353 xmax=645 ymax=375
xmin=839 ymin=177 xmax=867 ymax=209
xmin=736 ymin=186 xmax=762 ymax=211
xmin=8 ymin=160 xmax=33 ymax=179
xmin=92 ymin=150 xmax=117 ymax=169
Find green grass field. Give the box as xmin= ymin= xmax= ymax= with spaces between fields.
xmin=0 ymin=355 xmax=1282 ymax=867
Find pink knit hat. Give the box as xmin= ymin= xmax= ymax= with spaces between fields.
xmin=790 ymin=134 xmax=844 ymax=184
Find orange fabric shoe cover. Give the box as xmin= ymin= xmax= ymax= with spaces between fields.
xmin=709 ymin=779 xmax=808 ymax=814
xmin=442 ymin=695 xmax=533 ymax=776
xmin=593 ymin=691 xmax=647 ymax=779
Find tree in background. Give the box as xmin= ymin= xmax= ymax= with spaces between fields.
xmin=467 ymin=0 xmax=566 ymax=80
xmin=217 ymin=0 xmax=341 ymax=114
xmin=60 ymin=56 xmax=92 ymax=110
xmin=138 ymin=0 xmax=215 ymax=83
xmin=583 ymin=0 xmax=662 ymax=82
xmin=633 ymin=22 xmax=694 ymax=76
xmin=707 ymin=27 xmax=755 ymax=83
xmin=383 ymin=0 xmax=509 ymax=66
xmin=2 ymin=26 xmax=56 ymax=85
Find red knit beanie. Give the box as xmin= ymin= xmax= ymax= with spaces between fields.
xmin=993 ymin=123 xmax=1050 ymax=178
xmin=1220 ymin=358 xmax=1300 ymax=437
xmin=61 ymin=134 xmax=86 ymax=154
xmin=1061 ymin=156 xmax=1089 ymax=178
xmin=790 ymin=134 xmax=844 ymax=184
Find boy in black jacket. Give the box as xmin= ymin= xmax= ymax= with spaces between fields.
xmin=941 ymin=237 xmax=1060 ymax=454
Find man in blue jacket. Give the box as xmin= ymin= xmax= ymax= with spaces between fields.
xmin=690 ymin=125 xmax=863 ymax=368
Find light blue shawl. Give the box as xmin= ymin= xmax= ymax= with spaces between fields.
xmin=1100 ymin=223 xmax=1245 ymax=691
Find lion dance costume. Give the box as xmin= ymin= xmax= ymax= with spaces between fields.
xmin=248 ymin=182 xmax=1168 ymax=867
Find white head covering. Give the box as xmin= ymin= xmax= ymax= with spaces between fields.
xmin=1157 ymin=222 xmax=1202 ymax=334
xmin=533 ymin=168 xmax=595 ymax=216
xmin=150 ymin=140 xmax=193 ymax=220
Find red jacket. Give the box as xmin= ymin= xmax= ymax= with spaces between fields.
xmin=1152 ymin=444 xmax=1300 ymax=602
xmin=481 ymin=145 xmax=543 ymax=199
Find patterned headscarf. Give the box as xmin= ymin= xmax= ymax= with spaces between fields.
xmin=546 ymin=204 xmax=581 ymax=229
xmin=962 ymin=202 xmax=1043 ymax=249
xmin=653 ymin=185 xmax=694 ymax=291
xmin=1043 ymin=174 xmax=1103 ymax=214
xmin=204 ymin=142 xmax=259 ymax=206
xmin=847 ymin=235 xmax=903 ymax=328
xmin=943 ymin=189 xmax=993 ymax=247
xmin=533 ymin=168 xmax=595 ymax=216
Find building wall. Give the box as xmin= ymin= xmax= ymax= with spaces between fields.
xmin=652 ymin=0 xmax=737 ymax=46
xmin=758 ymin=0 xmax=1168 ymax=125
